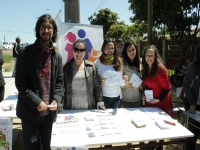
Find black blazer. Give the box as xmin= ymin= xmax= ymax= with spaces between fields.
xmin=15 ymin=40 xmax=64 ymax=123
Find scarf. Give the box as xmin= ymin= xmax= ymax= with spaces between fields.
xmin=99 ymin=53 xmax=114 ymax=65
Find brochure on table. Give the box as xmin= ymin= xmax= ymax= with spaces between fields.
xmin=51 ymin=113 xmax=89 ymax=150
xmin=51 ymin=108 xmax=182 ymax=149
xmin=0 ymin=117 xmax=12 ymax=150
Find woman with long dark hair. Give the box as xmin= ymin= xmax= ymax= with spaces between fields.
xmin=121 ymin=41 xmax=143 ymax=108
xmin=95 ymin=38 xmax=128 ymax=109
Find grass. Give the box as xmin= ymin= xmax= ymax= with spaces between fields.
xmin=2 ymin=51 xmax=14 ymax=72
xmin=4 ymin=54 xmax=13 ymax=63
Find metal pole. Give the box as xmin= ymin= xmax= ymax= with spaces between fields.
xmin=147 ymin=0 xmax=153 ymax=46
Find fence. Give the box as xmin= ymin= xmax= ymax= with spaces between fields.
xmin=137 ymin=38 xmax=200 ymax=70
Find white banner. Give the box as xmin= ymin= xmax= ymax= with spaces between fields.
xmin=58 ymin=23 xmax=103 ymax=64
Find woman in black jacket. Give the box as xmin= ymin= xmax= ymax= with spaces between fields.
xmin=63 ymin=39 xmax=106 ymax=110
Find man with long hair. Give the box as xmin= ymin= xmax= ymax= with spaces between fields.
xmin=15 ymin=14 xmax=64 ymax=150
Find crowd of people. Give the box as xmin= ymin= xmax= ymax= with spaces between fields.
xmin=0 ymin=13 xmax=199 ymax=150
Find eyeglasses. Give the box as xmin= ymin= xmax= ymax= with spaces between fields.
xmin=73 ymin=48 xmax=86 ymax=53
xmin=145 ymin=55 xmax=154 ymax=58
xmin=40 ymin=25 xmax=53 ymax=31
xmin=105 ymin=47 xmax=114 ymax=51
xmin=127 ymin=49 xmax=136 ymax=53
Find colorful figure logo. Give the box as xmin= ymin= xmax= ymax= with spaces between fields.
xmin=64 ymin=115 xmax=79 ymax=121
xmin=64 ymin=32 xmax=76 ymax=62
xmin=64 ymin=29 xmax=100 ymax=63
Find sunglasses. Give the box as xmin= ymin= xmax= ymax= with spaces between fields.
xmin=73 ymin=48 xmax=86 ymax=53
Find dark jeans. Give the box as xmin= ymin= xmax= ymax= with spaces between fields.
xmin=21 ymin=114 xmax=53 ymax=150
xmin=103 ymin=96 xmax=120 ymax=109
xmin=186 ymin=105 xmax=200 ymax=150
xmin=0 ymin=85 xmax=5 ymax=102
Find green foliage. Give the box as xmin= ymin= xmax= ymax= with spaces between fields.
xmin=88 ymin=8 xmax=120 ymax=37
xmin=128 ymin=0 xmax=200 ymax=40
xmin=3 ymin=55 xmax=13 ymax=63
xmin=127 ymin=21 xmax=147 ymax=41
xmin=105 ymin=21 xmax=147 ymax=42
xmin=105 ymin=24 xmax=128 ymax=42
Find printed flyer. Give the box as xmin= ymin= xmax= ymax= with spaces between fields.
xmin=0 ymin=117 xmax=12 ymax=150
xmin=51 ymin=114 xmax=88 ymax=150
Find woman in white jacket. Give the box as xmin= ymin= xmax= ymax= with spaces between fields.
xmin=95 ymin=39 xmax=128 ymax=109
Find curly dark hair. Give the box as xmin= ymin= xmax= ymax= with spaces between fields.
xmin=100 ymin=38 xmax=122 ymax=71
xmin=35 ymin=14 xmax=58 ymax=43
xmin=141 ymin=45 xmax=164 ymax=79
xmin=122 ymin=40 xmax=140 ymax=72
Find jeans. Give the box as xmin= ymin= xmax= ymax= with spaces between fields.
xmin=21 ymin=114 xmax=52 ymax=150
xmin=103 ymin=96 xmax=120 ymax=109
xmin=12 ymin=57 xmax=17 ymax=77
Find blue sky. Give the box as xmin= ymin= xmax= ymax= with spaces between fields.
xmin=0 ymin=0 xmax=133 ymax=44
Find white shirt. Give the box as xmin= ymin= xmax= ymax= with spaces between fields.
xmin=94 ymin=59 xmax=125 ymax=98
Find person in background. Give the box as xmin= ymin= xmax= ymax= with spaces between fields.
xmin=12 ymin=37 xmax=21 ymax=77
xmin=141 ymin=45 xmax=174 ymax=150
xmin=0 ymin=49 xmax=5 ymax=102
xmin=121 ymin=41 xmax=143 ymax=108
xmin=95 ymin=38 xmax=128 ymax=109
xmin=15 ymin=14 xmax=64 ymax=150
xmin=183 ymin=46 xmax=200 ymax=150
xmin=63 ymin=39 xmax=106 ymax=110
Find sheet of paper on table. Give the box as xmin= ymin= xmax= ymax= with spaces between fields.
xmin=51 ymin=114 xmax=88 ymax=150
xmin=143 ymin=107 xmax=171 ymax=120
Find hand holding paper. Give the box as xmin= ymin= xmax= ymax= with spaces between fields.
xmin=129 ymin=73 xmax=142 ymax=88
xmin=144 ymin=90 xmax=153 ymax=102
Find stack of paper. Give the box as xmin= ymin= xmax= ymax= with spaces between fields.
xmin=131 ymin=119 xmax=146 ymax=128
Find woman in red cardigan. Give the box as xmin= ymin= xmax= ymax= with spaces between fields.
xmin=141 ymin=45 xmax=174 ymax=117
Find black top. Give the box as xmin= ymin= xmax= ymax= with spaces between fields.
xmin=13 ymin=42 xmax=20 ymax=57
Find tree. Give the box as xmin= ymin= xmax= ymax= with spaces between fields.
xmin=127 ymin=21 xmax=147 ymax=41
xmin=105 ymin=24 xmax=128 ymax=42
xmin=128 ymin=0 xmax=200 ymax=40
xmin=88 ymin=8 xmax=119 ymax=37
xmin=105 ymin=21 xmax=147 ymax=42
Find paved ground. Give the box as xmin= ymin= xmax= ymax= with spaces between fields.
xmin=2 ymin=71 xmax=200 ymax=150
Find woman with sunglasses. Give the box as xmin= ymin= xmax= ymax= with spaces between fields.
xmin=95 ymin=38 xmax=128 ymax=109
xmin=121 ymin=41 xmax=143 ymax=108
xmin=63 ymin=39 xmax=106 ymax=110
